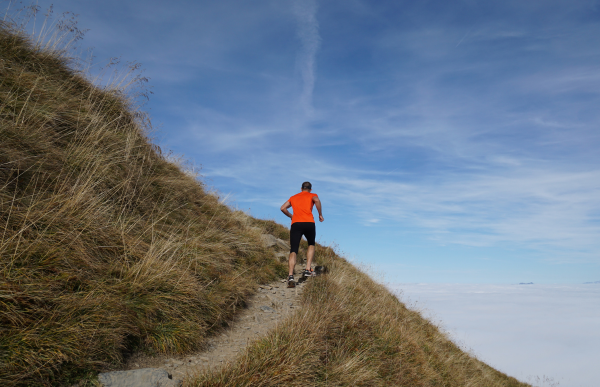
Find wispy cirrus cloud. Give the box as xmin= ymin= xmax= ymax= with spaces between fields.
xmin=203 ymin=149 xmax=600 ymax=263
xmin=326 ymin=168 xmax=600 ymax=254
xmin=32 ymin=0 xmax=600 ymax=281
xmin=292 ymin=0 xmax=321 ymax=116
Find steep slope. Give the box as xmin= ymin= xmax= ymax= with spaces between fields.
xmin=0 ymin=22 xmax=528 ymax=387
xmin=0 ymin=22 xmax=285 ymax=386
xmin=189 ymin=235 xmax=527 ymax=387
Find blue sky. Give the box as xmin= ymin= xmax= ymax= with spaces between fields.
xmin=10 ymin=0 xmax=600 ymax=283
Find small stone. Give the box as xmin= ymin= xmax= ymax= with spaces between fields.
xmin=200 ymin=357 xmax=209 ymax=362
xmin=260 ymin=305 xmax=275 ymax=313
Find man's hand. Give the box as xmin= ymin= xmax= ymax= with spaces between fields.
xmin=313 ymin=196 xmax=324 ymax=222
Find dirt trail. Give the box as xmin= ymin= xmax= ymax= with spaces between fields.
xmin=124 ymin=262 xmax=308 ymax=381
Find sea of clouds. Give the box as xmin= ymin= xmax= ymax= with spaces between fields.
xmin=388 ymin=283 xmax=600 ymax=387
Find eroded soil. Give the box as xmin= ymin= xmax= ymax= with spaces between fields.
xmin=123 ymin=262 xmax=308 ymax=381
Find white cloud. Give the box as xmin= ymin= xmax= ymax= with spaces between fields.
xmin=331 ymin=168 xmax=600 ymax=256
xmin=389 ymin=283 xmax=600 ymax=387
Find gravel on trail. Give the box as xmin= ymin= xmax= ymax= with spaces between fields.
xmin=121 ymin=262 xmax=308 ymax=382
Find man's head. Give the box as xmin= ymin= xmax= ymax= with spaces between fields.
xmin=301 ymin=181 xmax=312 ymax=191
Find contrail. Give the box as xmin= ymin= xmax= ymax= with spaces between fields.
xmin=456 ymin=27 xmax=473 ymax=48
xmin=293 ymin=0 xmax=321 ymax=116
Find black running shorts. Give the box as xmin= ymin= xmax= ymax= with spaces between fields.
xmin=289 ymin=222 xmax=316 ymax=254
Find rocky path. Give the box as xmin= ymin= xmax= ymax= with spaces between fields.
xmin=121 ymin=262 xmax=308 ymax=383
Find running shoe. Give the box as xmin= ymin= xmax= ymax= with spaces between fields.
xmin=287 ymin=275 xmax=295 ymax=288
xmin=303 ymin=269 xmax=316 ymax=278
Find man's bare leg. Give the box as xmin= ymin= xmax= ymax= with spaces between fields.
xmin=288 ymin=252 xmax=296 ymax=276
xmin=306 ymin=245 xmax=315 ymax=271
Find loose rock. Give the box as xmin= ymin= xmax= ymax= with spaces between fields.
xmin=98 ymin=368 xmax=181 ymax=387
xmin=260 ymin=234 xmax=290 ymax=250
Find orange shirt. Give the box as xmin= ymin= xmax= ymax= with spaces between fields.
xmin=289 ymin=191 xmax=318 ymax=224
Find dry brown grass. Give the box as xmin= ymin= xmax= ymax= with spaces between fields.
xmin=1 ymin=17 xmax=529 ymax=387
xmin=189 ymin=241 xmax=529 ymax=386
xmin=0 ymin=21 xmax=284 ymax=386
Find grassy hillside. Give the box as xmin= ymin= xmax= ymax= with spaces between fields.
xmin=0 ymin=20 xmax=528 ymax=387
xmin=190 ymin=242 xmax=527 ymax=387
xmin=0 ymin=20 xmax=286 ymax=386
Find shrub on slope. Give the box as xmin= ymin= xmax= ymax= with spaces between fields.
xmin=0 ymin=22 xmax=284 ymax=386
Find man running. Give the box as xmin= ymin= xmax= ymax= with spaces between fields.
xmin=280 ymin=181 xmax=324 ymax=287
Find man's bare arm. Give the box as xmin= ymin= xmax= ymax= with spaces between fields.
xmin=280 ymin=200 xmax=293 ymax=219
xmin=313 ymin=196 xmax=324 ymax=222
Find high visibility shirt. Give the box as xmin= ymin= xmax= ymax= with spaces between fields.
xmin=289 ymin=191 xmax=318 ymax=224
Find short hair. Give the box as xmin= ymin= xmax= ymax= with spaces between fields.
xmin=301 ymin=181 xmax=312 ymax=190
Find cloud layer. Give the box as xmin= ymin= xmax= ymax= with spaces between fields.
xmin=390 ymin=283 xmax=600 ymax=387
